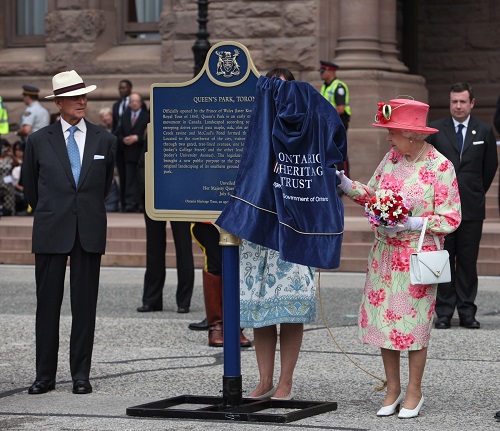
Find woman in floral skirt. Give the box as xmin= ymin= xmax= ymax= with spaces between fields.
xmin=240 ymin=68 xmax=316 ymax=401
xmin=337 ymin=98 xmax=461 ymax=418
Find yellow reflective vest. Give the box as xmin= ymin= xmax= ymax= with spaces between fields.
xmin=0 ymin=96 xmax=8 ymax=134
xmin=320 ymin=79 xmax=351 ymax=116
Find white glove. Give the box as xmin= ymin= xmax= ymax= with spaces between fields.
xmin=382 ymin=216 xmax=423 ymax=234
xmin=335 ymin=170 xmax=352 ymax=193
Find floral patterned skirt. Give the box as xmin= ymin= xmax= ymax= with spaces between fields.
xmin=240 ymin=240 xmax=316 ymax=328
xmin=358 ymin=238 xmax=438 ymax=351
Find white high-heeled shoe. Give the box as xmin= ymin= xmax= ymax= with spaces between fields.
xmin=398 ymin=395 xmax=424 ymax=419
xmin=246 ymin=386 xmax=276 ymax=400
xmin=376 ymin=392 xmax=404 ymax=416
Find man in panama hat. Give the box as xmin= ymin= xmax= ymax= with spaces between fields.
xmin=23 ymin=70 xmax=117 ymax=395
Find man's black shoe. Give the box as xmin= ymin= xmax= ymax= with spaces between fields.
xmin=28 ymin=379 xmax=55 ymax=394
xmin=188 ymin=318 xmax=208 ymax=331
xmin=434 ymin=316 xmax=451 ymax=329
xmin=137 ymin=304 xmax=162 ymax=312
xmin=459 ymin=319 xmax=480 ymax=329
xmin=73 ymin=380 xmax=92 ymax=394
xmin=177 ymin=307 xmax=190 ymax=314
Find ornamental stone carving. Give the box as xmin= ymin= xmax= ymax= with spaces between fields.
xmin=45 ymin=10 xmax=105 ymax=43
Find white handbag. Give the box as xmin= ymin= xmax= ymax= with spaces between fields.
xmin=410 ymin=218 xmax=451 ymax=285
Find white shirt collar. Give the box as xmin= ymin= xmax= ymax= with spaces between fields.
xmin=60 ymin=117 xmax=87 ymax=134
xmin=452 ymin=115 xmax=470 ymax=129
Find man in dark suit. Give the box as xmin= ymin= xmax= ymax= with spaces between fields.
xmin=493 ymin=96 xmax=500 ymax=215
xmin=23 ymin=70 xmax=117 ymax=395
xmin=112 ymin=79 xmax=132 ymax=135
xmin=116 ymin=92 xmax=149 ymax=212
xmin=136 ymin=139 xmax=195 ymax=314
xmin=427 ymin=82 xmax=498 ymax=330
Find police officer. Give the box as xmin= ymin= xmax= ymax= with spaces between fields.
xmin=319 ymin=60 xmax=351 ymax=130
xmin=17 ymin=85 xmax=50 ymax=143
xmin=319 ymin=60 xmax=351 ymax=181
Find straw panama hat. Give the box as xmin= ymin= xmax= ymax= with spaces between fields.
xmin=372 ymin=98 xmax=439 ymax=134
xmin=45 ymin=70 xmax=97 ymax=99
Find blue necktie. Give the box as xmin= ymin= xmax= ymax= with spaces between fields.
xmin=67 ymin=125 xmax=81 ymax=185
xmin=456 ymin=123 xmax=464 ymax=152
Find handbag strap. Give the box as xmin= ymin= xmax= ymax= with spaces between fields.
xmin=416 ymin=217 xmax=441 ymax=252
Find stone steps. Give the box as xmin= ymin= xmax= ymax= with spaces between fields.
xmin=1 ymin=210 xmax=499 ymax=275
xmin=0 ymin=214 xmax=205 ymax=268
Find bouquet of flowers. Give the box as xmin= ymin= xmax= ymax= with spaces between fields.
xmin=365 ymin=189 xmax=410 ymax=227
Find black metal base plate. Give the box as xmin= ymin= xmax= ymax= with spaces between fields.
xmin=126 ymin=395 xmax=337 ymax=423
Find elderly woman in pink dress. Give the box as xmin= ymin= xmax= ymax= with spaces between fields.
xmin=337 ymin=98 xmax=461 ymax=419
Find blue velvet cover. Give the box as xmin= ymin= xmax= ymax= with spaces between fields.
xmin=215 ymin=76 xmax=346 ymax=269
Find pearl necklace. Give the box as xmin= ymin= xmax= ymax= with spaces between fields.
xmin=402 ymin=143 xmax=427 ymax=167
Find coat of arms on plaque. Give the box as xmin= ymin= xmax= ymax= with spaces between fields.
xmin=215 ymin=49 xmax=241 ymax=78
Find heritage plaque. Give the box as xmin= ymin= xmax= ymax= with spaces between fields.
xmin=146 ymin=41 xmax=259 ymax=221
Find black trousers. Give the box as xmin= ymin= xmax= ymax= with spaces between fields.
xmin=435 ymin=220 xmax=483 ymax=321
xmin=119 ymin=159 xmax=141 ymax=212
xmin=142 ymin=215 xmax=195 ymax=309
xmin=191 ymin=223 xmax=222 ymax=275
xmin=34 ymin=233 xmax=101 ymax=381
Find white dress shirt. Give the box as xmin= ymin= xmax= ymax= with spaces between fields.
xmin=61 ymin=117 xmax=87 ymax=162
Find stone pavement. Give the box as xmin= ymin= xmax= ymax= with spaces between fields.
xmin=0 ymin=265 xmax=499 ymax=431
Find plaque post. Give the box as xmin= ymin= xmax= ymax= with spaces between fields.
xmin=218 ymin=229 xmax=242 ymax=406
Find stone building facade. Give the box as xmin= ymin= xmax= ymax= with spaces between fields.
xmin=0 ymin=0 xmax=499 ymax=182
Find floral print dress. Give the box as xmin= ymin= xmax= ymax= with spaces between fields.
xmin=240 ymin=240 xmax=316 ymax=328
xmin=346 ymin=146 xmax=461 ymax=351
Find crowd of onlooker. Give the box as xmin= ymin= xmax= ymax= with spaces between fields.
xmin=0 ymin=138 xmax=27 ymax=216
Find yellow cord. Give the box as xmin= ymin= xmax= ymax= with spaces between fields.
xmin=317 ymin=270 xmax=387 ymax=392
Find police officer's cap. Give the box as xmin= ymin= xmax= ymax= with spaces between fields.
xmin=22 ymin=85 xmax=40 ymax=96
xmin=319 ymin=60 xmax=339 ymax=72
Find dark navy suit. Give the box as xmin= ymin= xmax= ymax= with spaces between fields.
xmin=428 ymin=115 xmax=497 ymax=322
xmin=116 ymin=107 xmax=149 ymax=211
xmin=23 ymin=120 xmax=116 ymax=381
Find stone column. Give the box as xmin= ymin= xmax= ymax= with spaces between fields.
xmin=379 ymin=0 xmax=408 ymax=72
xmin=333 ymin=0 xmax=387 ymax=70
xmin=159 ymin=0 xmax=176 ymax=73
xmin=330 ymin=0 xmax=428 ymax=182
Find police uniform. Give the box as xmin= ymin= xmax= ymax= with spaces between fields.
xmin=319 ymin=61 xmax=351 ymax=130
xmin=19 ymin=85 xmax=50 ymax=142
xmin=319 ymin=60 xmax=351 ymax=178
